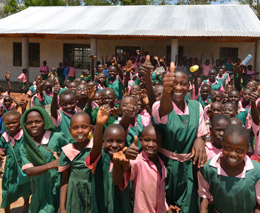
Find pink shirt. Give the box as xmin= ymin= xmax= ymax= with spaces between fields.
xmin=121 ymin=151 xmax=168 ymax=213
xmin=0 ymin=92 xmax=9 ymax=106
xmin=139 ymin=109 xmax=152 ymax=127
xmin=152 ymin=100 xmax=207 ymax=138
xmin=40 ymin=65 xmax=49 ymax=75
xmin=18 ymin=73 xmax=27 ymax=83
xmin=252 ymin=120 xmax=260 ymax=155
xmin=197 ymin=152 xmax=260 ymax=205
xmin=68 ymin=66 xmax=76 ymax=77
xmin=205 ymin=142 xmax=221 ymax=161
xmin=202 ymin=64 xmax=213 ymax=77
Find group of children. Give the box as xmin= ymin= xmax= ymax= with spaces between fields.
xmin=0 ymin=53 xmax=260 ymax=213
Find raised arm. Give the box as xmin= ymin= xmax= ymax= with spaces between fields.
xmin=90 ymin=55 xmax=96 ymax=82
xmin=5 ymin=72 xmax=12 ymax=93
xmin=50 ymin=80 xmax=60 ymax=120
xmin=124 ymin=60 xmax=133 ymax=91
xmin=113 ymin=57 xmax=124 ymax=81
xmin=249 ymin=92 xmax=259 ymax=125
xmin=59 ymin=168 xmax=69 ymax=213
xmin=24 ymin=159 xmax=58 ymax=177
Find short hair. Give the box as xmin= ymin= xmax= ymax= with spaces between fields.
xmin=224 ymin=102 xmax=238 ymax=112
xmin=201 ymin=83 xmax=211 ymax=90
xmin=2 ymin=110 xmax=21 ymax=122
xmin=70 ymin=112 xmax=90 ymax=125
xmin=59 ymin=90 xmax=76 ymax=100
xmin=230 ymin=117 xmax=243 ymax=125
xmin=223 ymin=124 xmax=250 ymax=146
xmin=228 ymin=89 xmax=240 ymax=96
xmin=142 ymin=124 xmax=163 ymax=141
xmin=175 ymin=68 xmax=189 ymax=78
xmin=104 ymin=124 xmax=126 ymax=137
xmin=212 ymin=114 xmax=230 ymax=126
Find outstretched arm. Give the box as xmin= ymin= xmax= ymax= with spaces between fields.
xmin=24 ymin=159 xmax=58 ymax=177
xmin=51 ymin=80 xmax=60 ymax=120
xmin=59 ymin=168 xmax=70 ymax=213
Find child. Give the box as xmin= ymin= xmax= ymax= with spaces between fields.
xmin=223 ymin=102 xmax=237 ymax=118
xmin=59 ymin=112 xmax=93 ymax=213
xmin=17 ymin=68 xmax=27 ymax=93
xmin=113 ymin=125 xmax=170 ymax=213
xmin=0 ymin=110 xmax=31 ymax=212
xmin=198 ymin=83 xmax=212 ymax=108
xmin=85 ymin=107 xmax=132 ymax=212
xmin=200 ymin=53 xmax=213 ymax=80
xmin=206 ymin=114 xmax=230 ymax=160
xmin=68 ymin=65 xmax=76 ymax=82
xmin=216 ymin=66 xmax=230 ymax=89
xmin=204 ymin=101 xmax=223 ymax=121
xmin=27 ymin=75 xmax=43 ymax=99
xmin=57 ymin=62 xmax=64 ymax=87
xmin=241 ymin=88 xmax=252 ymax=109
xmin=92 ymin=91 xmax=102 ymax=107
xmin=51 ymin=88 xmax=77 ymax=140
xmin=48 ymin=68 xmax=57 ymax=81
xmin=204 ymin=69 xmax=225 ymax=93
xmin=96 ymin=72 xmax=106 ymax=91
xmin=20 ymin=106 xmax=68 ymax=212
xmin=198 ymin=124 xmax=260 ymax=212
xmin=40 ymin=60 xmax=49 ymax=80
xmin=31 ymin=80 xmax=54 ymax=107
xmin=154 ymin=85 xmax=163 ymax=101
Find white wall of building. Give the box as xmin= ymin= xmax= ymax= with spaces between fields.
xmin=0 ymin=37 xmax=256 ymax=82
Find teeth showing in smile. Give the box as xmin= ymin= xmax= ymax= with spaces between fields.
xmin=174 ymin=93 xmax=183 ymax=96
xmin=228 ymin=158 xmax=237 ymax=163
xmin=77 ymin=135 xmax=84 ymax=139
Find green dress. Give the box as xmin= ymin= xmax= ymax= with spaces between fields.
xmin=200 ymin=158 xmax=260 ymax=213
xmin=236 ymin=108 xmax=249 ymax=126
xmin=57 ymin=68 xmax=64 ymax=86
xmin=198 ymin=95 xmax=211 ymax=109
xmin=108 ymin=76 xmax=124 ymax=101
xmin=21 ymin=131 xmax=68 ymax=213
xmin=155 ymin=100 xmax=200 ymax=213
xmin=31 ymin=93 xmax=53 ymax=107
xmin=126 ymin=114 xmax=143 ymax=149
xmin=92 ymin=150 xmax=133 ymax=213
xmin=0 ymin=132 xmax=31 ymax=209
xmin=54 ymin=110 xmax=73 ymax=140
xmin=58 ymin=142 xmax=92 ymax=213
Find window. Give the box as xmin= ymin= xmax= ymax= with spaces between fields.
xmin=115 ymin=46 xmax=140 ymax=57
xmin=13 ymin=42 xmax=40 ymax=67
xmin=13 ymin=43 xmax=22 ymax=66
xmin=29 ymin=43 xmax=40 ymax=67
xmin=219 ymin=47 xmax=238 ymax=63
xmin=63 ymin=44 xmax=91 ymax=69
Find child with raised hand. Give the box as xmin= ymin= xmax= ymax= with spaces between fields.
xmin=20 ymin=106 xmax=68 ymax=212
xmin=85 ymin=107 xmax=132 ymax=213
xmin=27 ymin=75 xmax=43 ymax=99
xmin=206 ymin=114 xmax=231 ymax=160
xmin=51 ymin=81 xmax=77 ymax=140
xmin=216 ymin=65 xmax=230 ymax=89
xmin=30 ymin=80 xmax=53 ymax=107
xmin=198 ymin=83 xmax=212 ymax=109
xmin=0 ymin=110 xmax=31 ymax=213
xmin=198 ymin=124 xmax=260 ymax=213
xmin=203 ymin=69 xmax=225 ymax=93
xmin=113 ymin=125 xmax=171 ymax=213
xmin=59 ymin=112 xmax=93 ymax=213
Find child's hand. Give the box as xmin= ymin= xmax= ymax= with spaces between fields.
xmin=122 ymin=88 xmax=130 ymax=97
xmin=125 ymin=60 xmax=134 ymax=73
xmin=113 ymin=147 xmax=130 ymax=172
xmin=140 ymin=89 xmax=149 ymax=106
xmin=169 ymin=205 xmax=182 ymax=213
xmin=87 ymin=84 xmax=96 ymax=101
xmin=49 ymin=159 xmax=59 ymax=169
xmin=141 ymin=55 xmax=154 ymax=77
xmin=96 ymin=106 xmax=110 ymax=125
xmin=249 ymin=92 xmax=259 ymax=103
xmin=110 ymin=107 xmax=120 ymax=116
xmin=125 ymin=136 xmax=139 ymax=160
xmin=89 ymin=54 xmax=96 ymax=60
xmin=122 ymin=105 xmax=136 ymax=119
xmin=162 ymin=62 xmax=176 ymax=94
xmin=53 ymin=84 xmax=61 ymax=95
xmin=5 ymin=72 xmax=10 ymax=80
xmin=191 ymin=137 xmax=207 ymax=168
xmin=19 ymin=99 xmax=28 ymax=110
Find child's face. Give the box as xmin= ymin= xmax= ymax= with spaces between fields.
xmin=97 ymin=64 xmax=104 ymax=73
xmin=211 ymin=102 xmax=223 ymax=115
xmin=103 ymin=128 xmax=125 ymax=157
xmin=4 ymin=97 xmax=12 ymax=108
xmin=76 ymin=84 xmax=87 ymax=100
xmin=70 ymin=115 xmax=91 ymax=143
xmin=211 ymin=91 xmax=222 ymax=102
xmin=208 ymin=70 xmax=216 ymax=82
xmin=120 ymin=97 xmax=137 ymax=118
xmin=218 ymin=69 xmax=224 ymax=76
xmin=93 ymin=92 xmax=102 ymax=106
xmin=101 ymin=89 xmax=115 ymax=108
xmin=246 ymin=81 xmax=257 ymax=92
xmin=25 ymin=111 xmax=44 ymax=138
xmin=221 ymin=135 xmax=248 ymax=168
xmin=225 ymin=85 xmax=233 ymax=94
xmin=141 ymin=126 xmax=162 ymax=160
xmin=201 ymin=86 xmax=211 ymax=100
xmin=60 ymin=94 xmax=76 ymax=114
xmin=242 ymin=89 xmax=251 ymax=102
xmin=205 ymin=59 xmax=210 ymax=65
xmin=108 ymin=66 xmax=117 ymax=79
xmin=68 ymin=82 xmax=77 ymax=93
xmin=130 ymin=85 xmax=141 ymax=96
xmin=44 ymin=82 xmax=53 ymax=94
xmin=212 ymin=119 xmax=230 ymax=145
xmin=228 ymin=91 xmax=240 ymax=105
xmin=223 ymin=103 xmax=237 ymax=118
xmin=4 ymin=114 xmax=21 ymax=135
xmin=171 ymin=72 xmax=189 ymax=103
xmin=97 ymin=73 xmax=106 ymax=84
xmin=197 ymin=77 xmax=202 ymax=87
xmin=154 ymin=86 xmax=163 ymax=101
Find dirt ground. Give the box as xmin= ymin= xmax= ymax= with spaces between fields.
xmin=0 ymin=92 xmax=31 ymax=213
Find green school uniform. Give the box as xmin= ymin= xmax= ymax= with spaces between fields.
xmin=28 ymin=85 xmax=36 ymax=94
xmin=54 ymin=110 xmax=73 ymax=140
xmin=84 ymin=106 xmax=119 ymax=128
xmin=58 ymin=88 xmax=67 ymax=96
xmin=31 ymin=93 xmax=53 ymax=107
xmin=41 ymin=74 xmax=48 ymax=80
xmin=203 ymin=80 xmax=222 ymax=91
xmin=156 ymin=100 xmax=200 ymax=213
xmin=0 ymin=132 xmax=31 ymax=209
xmin=198 ymin=95 xmax=211 ymax=109
xmin=216 ymin=75 xmax=227 ymax=88
xmin=92 ymin=149 xmax=132 ymax=213
xmin=200 ymin=158 xmax=260 ymax=213
xmin=236 ymin=108 xmax=249 ymax=126
xmin=20 ymin=131 xmax=67 ymax=213
xmin=57 ymin=68 xmax=64 ymax=86
xmin=58 ymin=142 xmax=92 ymax=213
xmin=126 ymin=114 xmax=143 ymax=149
xmin=108 ymin=76 xmax=124 ymax=101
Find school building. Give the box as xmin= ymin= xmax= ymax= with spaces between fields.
xmin=0 ymin=4 xmax=260 ymax=82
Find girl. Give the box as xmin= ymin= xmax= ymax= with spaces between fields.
xmin=198 ymin=83 xmax=212 ymax=109
xmin=0 ymin=110 xmax=31 ymax=213
xmin=113 ymin=125 xmax=170 ymax=213
xmin=85 ymin=107 xmax=132 ymax=212
xmin=152 ymin=63 xmax=207 ymax=212
xmin=198 ymin=125 xmax=260 ymax=213
xmin=59 ymin=112 xmax=93 ymax=213
xmin=17 ymin=68 xmax=27 ymax=93
xmin=20 ymin=106 xmax=68 ymax=212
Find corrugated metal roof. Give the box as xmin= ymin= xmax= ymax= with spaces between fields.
xmin=0 ymin=5 xmax=260 ymax=37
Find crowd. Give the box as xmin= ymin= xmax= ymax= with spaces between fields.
xmin=0 ymin=51 xmax=260 ymax=213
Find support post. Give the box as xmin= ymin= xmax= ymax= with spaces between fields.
xmin=171 ymin=39 xmax=178 ymax=66
xmin=22 ymin=37 xmax=29 ymax=84
xmin=90 ymin=38 xmax=97 ymax=68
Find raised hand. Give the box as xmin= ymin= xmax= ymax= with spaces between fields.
xmin=53 ymin=79 xmax=61 ymax=95
xmin=125 ymin=60 xmax=134 ymax=73
xmin=141 ymin=55 xmax=154 ymax=77
xmin=140 ymin=89 xmax=149 ymax=106
xmin=5 ymin=72 xmax=11 ymax=80
xmin=122 ymin=104 xmax=136 ymax=119
xmin=162 ymin=62 xmax=176 ymax=94
xmin=125 ymin=136 xmax=139 ymax=160
xmin=113 ymin=147 xmax=130 ymax=172
xmin=96 ymin=106 xmax=111 ymax=125
xmin=249 ymin=92 xmax=259 ymax=103
xmin=19 ymin=99 xmax=28 ymax=110
xmin=87 ymin=84 xmax=97 ymax=101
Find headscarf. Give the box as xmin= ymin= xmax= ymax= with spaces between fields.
xmin=20 ymin=106 xmax=56 ymax=166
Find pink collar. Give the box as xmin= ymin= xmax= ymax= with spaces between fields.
xmin=33 ymin=130 xmax=51 ymax=147
xmin=61 ymin=138 xmax=93 ymax=161
xmin=3 ymin=104 xmax=14 ymax=111
xmin=209 ymin=152 xmax=254 ymax=178
xmin=205 ymin=141 xmax=221 ymax=151
xmin=59 ymin=109 xmax=77 ymax=118
xmin=207 ymin=79 xmax=218 ymax=85
xmin=2 ymin=129 xmax=23 ymax=146
xmin=109 ymin=75 xmax=118 ymax=84
xmin=172 ymin=100 xmax=189 ymax=115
